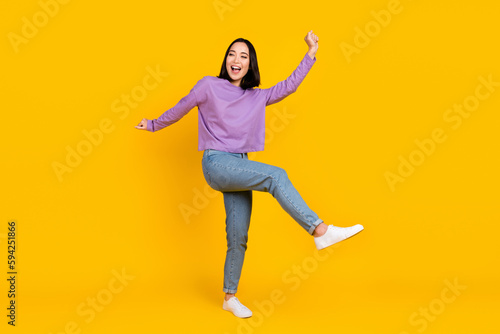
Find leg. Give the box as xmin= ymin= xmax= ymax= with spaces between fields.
xmin=201 ymin=150 xmax=362 ymax=318
xmin=222 ymin=190 xmax=252 ymax=295
xmin=221 ymin=190 xmax=254 ymax=318
xmin=202 ymin=149 xmax=323 ymax=235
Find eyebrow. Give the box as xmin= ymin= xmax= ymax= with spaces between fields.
xmin=229 ymin=49 xmax=249 ymax=55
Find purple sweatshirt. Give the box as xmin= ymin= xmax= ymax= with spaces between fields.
xmin=146 ymin=52 xmax=316 ymax=153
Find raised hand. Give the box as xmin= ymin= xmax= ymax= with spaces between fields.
xmin=304 ymin=30 xmax=319 ymax=58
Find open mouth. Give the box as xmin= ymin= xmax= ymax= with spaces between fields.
xmin=231 ymin=66 xmax=241 ymax=74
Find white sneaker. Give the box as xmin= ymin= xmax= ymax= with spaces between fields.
xmin=314 ymin=224 xmax=364 ymax=250
xmin=223 ymin=297 xmax=252 ymax=318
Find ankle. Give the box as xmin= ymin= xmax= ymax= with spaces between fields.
xmin=225 ymin=293 xmax=235 ymax=301
xmin=313 ymin=223 xmax=328 ymax=237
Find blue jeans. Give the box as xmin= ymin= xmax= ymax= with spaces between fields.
xmin=201 ymin=149 xmax=323 ymax=293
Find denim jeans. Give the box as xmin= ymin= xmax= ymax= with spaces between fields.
xmin=201 ymin=149 xmax=323 ymax=293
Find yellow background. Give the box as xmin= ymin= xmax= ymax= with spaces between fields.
xmin=1 ymin=0 xmax=499 ymax=333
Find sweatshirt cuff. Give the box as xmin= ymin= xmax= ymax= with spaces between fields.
xmin=147 ymin=119 xmax=154 ymax=132
xmin=305 ymin=52 xmax=316 ymax=64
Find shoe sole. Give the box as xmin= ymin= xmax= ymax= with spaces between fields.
xmin=223 ymin=304 xmax=252 ymax=318
xmin=316 ymin=225 xmax=364 ymax=250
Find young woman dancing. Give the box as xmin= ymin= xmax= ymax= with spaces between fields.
xmin=135 ymin=30 xmax=364 ymax=318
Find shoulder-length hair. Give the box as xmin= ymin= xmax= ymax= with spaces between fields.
xmin=218 ymin=38 xmax=260 ymax=90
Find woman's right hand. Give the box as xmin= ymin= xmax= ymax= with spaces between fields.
xmin=135 ymin=118 xmax=149 ymax=130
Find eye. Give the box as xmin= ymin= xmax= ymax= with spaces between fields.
xmin=242 ymin=56 xmax=247 ymax=59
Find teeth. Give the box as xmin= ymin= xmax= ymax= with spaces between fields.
xmin=232 ymin=66 xmax=240 ymax=70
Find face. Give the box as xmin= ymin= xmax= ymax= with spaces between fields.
xmin=225 ymin=42 xmax=250 ymax=87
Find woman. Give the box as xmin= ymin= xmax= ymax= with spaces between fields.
xmin=135 ymin=30 xmax=364 ymax=318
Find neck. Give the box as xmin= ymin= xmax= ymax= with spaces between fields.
xmin=229 ymin=79 xmax=241 ymax=87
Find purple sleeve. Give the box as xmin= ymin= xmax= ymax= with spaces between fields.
xmin=264 ymin=53 xmax=316 ymax=106
xmin=146 ymin=82 xmax=200 ymax=132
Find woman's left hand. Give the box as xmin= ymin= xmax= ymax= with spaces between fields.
xmin=305 ymin=30 xmax=319 ymax=56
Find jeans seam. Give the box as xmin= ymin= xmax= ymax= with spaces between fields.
xmin=229 ymin=193 xmax=236 ymax=292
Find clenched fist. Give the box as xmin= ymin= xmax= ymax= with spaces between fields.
xmin=305 ymin=30 xmax=319 ymax=57
xmin=135 ymin=118 xmax=149 ymax=130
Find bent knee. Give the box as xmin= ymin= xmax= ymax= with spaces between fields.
xmin=269 ymin=167 xmax=288 ymax=182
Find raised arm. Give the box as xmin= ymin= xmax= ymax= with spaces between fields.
xmin=135 ymin=79 xmax=201 ymax=132
xmin=264 ymin=30 xmax=319 ymax=106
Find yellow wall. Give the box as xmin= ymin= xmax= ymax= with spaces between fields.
xmin=1 ymin=0 xmax=499 ymax=333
